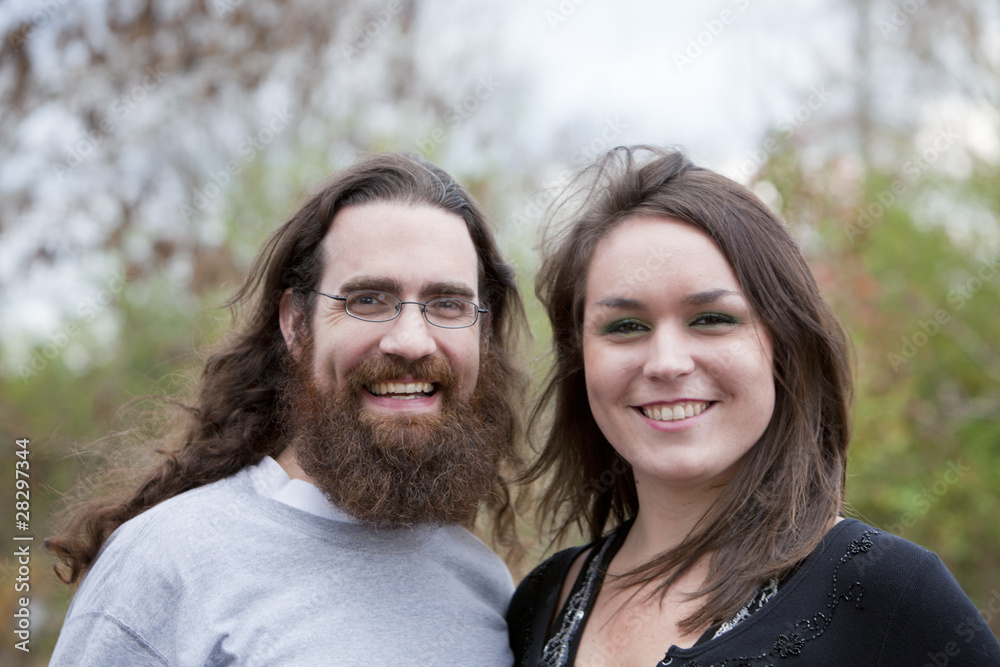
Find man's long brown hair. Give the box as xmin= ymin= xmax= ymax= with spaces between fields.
xmin=525 ymin=146 xmax=853 ymax=632
xmin=47 ymin=152 xmax=528 ymax=584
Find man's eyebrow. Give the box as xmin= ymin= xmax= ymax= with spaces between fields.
xmin=335 ymin=277 xmax=476 ymax=300
xmin=422 ymin=281 xmax=476 ymax=300
xmin=338 ymin=277 xmax=403 ymax=295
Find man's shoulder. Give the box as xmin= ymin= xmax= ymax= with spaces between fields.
xmin=426 ymin=525 xmax=516 ymax=598
xmin=78 ymin=470 xmax=263 ymax=585
xmin=110 ymin=469 xmax=255 ymax=543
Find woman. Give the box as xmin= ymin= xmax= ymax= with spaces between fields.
xmin=508 ymin=146 xmax=1000 ymax=665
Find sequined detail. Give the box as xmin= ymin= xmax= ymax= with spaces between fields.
xmin=711 ymin=577 xmax=780 ymax=639
xmin=774 ymin=632 xmax=805 ymax=657
xmin=539 ymin=526 xmax=882 ymax=667
xmin=538 ymin=537 xmax=615 ymax=667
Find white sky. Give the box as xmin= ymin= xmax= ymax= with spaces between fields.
xmin=4 ymin=0 xmax=987 ymax=362
xmin=486 ymin=0 xmax=852 ymax=170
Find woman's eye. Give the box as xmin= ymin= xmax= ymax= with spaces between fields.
xmin=601 ymin=319 xmax=649 ymax=335
xmin=691 ymin=312 xmax=739 ymax=327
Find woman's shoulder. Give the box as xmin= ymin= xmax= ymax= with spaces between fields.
xmin=659 ymin=518 xmax=1000 ymax=665
xmin=792 ymin=517 xmax=957 ymax=597
xmin=509 ymin=543 xmax=590 ymax=618
xmin=816 ymin=518 xmax=948 ymax=579
xmin=507 ymin=529 xmax=618 ymax=664
xmin=799 ymin=518 xmax=1000 ymax=661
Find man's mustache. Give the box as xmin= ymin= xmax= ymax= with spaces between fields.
xmin=341 ymin=354 xmax=458 ymax=396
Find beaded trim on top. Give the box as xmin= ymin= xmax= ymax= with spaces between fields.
xmin=539 ymin=530 xmax=782 ymax=667
xmin=538 ymin=537 xmax=615 ymax=667
xmin=711 ymin=577 xmax=780 ymax=639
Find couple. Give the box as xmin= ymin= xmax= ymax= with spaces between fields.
xmin=48 ymin=149 xmax=1000 ymax=665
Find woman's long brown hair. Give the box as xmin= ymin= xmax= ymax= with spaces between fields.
xmin=47 ymin=152 xmax=528 ymax=584
xmin=525 ymin=146 xmax=853 ymax=632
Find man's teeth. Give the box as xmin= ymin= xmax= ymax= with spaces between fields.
xmin=367 ymin=382 xmax=434 ymax=397
xmin=641 ymin=402 xmax=709 ymax=422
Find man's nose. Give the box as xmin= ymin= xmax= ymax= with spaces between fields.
xmin=377 ymin=303 xmax=438 ymax=360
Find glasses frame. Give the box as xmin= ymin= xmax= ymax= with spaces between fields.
xmin=309 ymin=289 xmax=488 ymax=329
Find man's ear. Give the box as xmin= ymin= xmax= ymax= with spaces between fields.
xmin=279 ymin=288 xmax=305 ymax=359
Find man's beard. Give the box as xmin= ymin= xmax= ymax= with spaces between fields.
xmin=279 ymin=345 xmax=513 ymax=528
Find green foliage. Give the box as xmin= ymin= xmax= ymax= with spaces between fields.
xmin=759 ymin=134 xmax=1000 ymax=634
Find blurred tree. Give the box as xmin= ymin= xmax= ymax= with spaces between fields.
xmin=0 ymin=1 xmax=536 ymax=663
xmin=0 ymin=0 xmax=527 ymax=353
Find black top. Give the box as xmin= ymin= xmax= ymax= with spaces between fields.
xmin=507 ymin=519 xmax=1000 ymax=666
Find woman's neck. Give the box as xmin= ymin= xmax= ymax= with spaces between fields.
xmin=612 ymin=472 xmax=724 ymax=573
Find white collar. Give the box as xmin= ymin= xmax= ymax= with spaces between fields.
xmin=248 ymin=456 xmax=357 ymax=524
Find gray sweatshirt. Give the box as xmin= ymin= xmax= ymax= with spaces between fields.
xmin=50 ymin=465 xmax=515 ymax=666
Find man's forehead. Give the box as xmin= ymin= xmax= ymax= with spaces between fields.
xmin=319 ymin=202 xmax=480 ymax=293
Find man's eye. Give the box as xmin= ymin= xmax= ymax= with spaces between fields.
xmin=348 ymin=292 xmax=392 ymax=315
xmin=429 ymin=299 xmax=469 ymax=318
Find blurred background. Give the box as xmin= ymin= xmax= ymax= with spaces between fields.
xmin=1 ymin=0 xmax=998 ymax=661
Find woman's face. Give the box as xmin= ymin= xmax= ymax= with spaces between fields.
xmin=582 ymin=216 xmax=775 ymax=493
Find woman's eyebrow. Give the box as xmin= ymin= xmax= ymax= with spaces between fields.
xmin=593 ymin=296 xmax=645 ymax=310
xmin=682 ymin=288 xmax=743 ymax=306
xmin=594 ymin=289 xmax=742 ymax=310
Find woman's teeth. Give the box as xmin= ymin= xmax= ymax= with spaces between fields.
xmin=641 ymin=401 xmax=709 ymax=422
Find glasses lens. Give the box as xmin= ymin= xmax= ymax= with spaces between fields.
xmin=345 ymin=291 xmax=399 ymax=321
xmin=424 ymin=298 xmax=477 ymax=327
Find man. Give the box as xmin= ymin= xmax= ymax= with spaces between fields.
xmin=47 ymin=153 xmax=527 ymax=665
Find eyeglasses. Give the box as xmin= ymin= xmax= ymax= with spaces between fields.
xmin=310 ymin=290 xmax=488 ymax=329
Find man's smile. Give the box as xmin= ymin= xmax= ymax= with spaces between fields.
xmin=365 ymin=381 xmax=438 ymax=399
